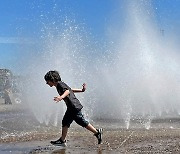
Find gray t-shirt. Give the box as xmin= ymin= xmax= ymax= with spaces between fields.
xmin=56 ymin=81 xmax=83 ymax=112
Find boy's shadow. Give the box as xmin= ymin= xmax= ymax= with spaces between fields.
xmin=51 ymin=149 xmax=66 ymax=154
xmin=51 ymin=148 xmax=103 ymax=154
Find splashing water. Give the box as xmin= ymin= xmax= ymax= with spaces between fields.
xmin=90 ymin=0 xmax=180 ymax=129
xmin=21 ymin=17 xmax=93 ymax=126
xmin=19 ymin=0 xmax=180 ymax=129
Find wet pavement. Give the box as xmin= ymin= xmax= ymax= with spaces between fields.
xmin=1 ymin=104 xmax=180 ymax=153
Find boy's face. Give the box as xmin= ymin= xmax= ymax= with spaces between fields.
xmin=46 ymin=80 xmax=54 ymax=87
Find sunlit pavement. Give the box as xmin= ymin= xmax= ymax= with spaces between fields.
xmin=1 ymin=107 xmax=180 ymax=153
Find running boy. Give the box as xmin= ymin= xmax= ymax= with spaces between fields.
xmin=44 ymin=70 xmax=102 ymax=147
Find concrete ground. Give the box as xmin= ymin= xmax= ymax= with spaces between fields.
xmin=1 ymin=104 xmax=180 ymax=153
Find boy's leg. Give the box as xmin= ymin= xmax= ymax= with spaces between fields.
xmin=50 ymin=126 xmax=69 ymax=146
xmin=61 ymin=126 xmax=68 ymax=141
xmin=74 ymin=111 xmax=103 ymax=144
xmin=74 ymin=111 xmax=98 ymax=134
xmin=50 ymin=110 xmax=73 ymax=146
xmin=86 ymin=124 xmax=103 ymax=144
xmin=60 ymin=110 xmax=73 ymax=140
xmin=85 ymin=123 xmax=98 ymax=134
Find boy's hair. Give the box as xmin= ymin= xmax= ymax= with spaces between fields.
xmin=44 ymin=70 xmax=61 ymax=82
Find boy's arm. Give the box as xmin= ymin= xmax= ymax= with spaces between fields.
xmin=72 ymin=83 xmax=86 ymax=93
xmin=54 ymin=90 xmax=70 ymax=102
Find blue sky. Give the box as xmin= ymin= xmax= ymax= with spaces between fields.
xmin=0 ymin=0 xmax=180 ymax=74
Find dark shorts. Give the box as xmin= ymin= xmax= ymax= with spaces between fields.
xmin=62 ymin=110 xmax=89 ymax=128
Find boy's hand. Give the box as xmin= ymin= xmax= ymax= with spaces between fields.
xmin=82 ymin=83 xmax=86 ymax=92
xmin=54 ymin=96 xmax=63 ymax=102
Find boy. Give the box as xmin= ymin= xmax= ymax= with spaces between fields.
xmin=44 ymin=70 xmax=103 ymax=147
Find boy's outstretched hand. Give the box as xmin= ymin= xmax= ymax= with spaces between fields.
xmin=54 ymin=96 xmax=63 ymax=102
xmin=82 ymin=83 xmax=86 ymax=92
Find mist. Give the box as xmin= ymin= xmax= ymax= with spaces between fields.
xmin=17 ymin=0 xmax=180 ymax=129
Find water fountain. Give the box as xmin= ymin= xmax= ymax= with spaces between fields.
xmin=90 ymin=0 xmax=180 ymax=129
xmin=16 ymin=0 xmax=180 ymax=130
